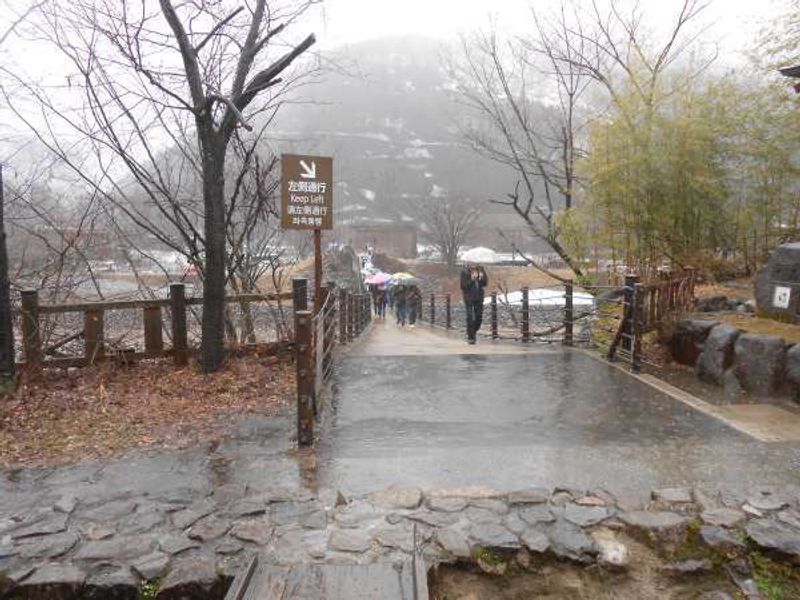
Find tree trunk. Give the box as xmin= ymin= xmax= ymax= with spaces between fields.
xmin=201 ymin=138 xmax=227 ymax=373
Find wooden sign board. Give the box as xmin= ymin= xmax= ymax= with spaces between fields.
xmin=281 ymin=154 xmax=333 ymax=230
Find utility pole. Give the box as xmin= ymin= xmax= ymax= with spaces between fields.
xmin=0 ymin=165 xmax=15 ymax=389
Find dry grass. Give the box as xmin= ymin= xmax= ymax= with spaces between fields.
xmin=713 ymin=313 xmax=800 ymax=344
xmin=0 ymin=353 xmax=295 ymax=468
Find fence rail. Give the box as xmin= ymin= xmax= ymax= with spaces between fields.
xmin=18 ymin=285 xmax=293 ymax=372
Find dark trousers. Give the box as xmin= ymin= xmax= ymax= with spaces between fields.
xmin=409 ymin=301 xmax=419 ymax=325
xmin=465 ymin=300 xmax=484 ymax=340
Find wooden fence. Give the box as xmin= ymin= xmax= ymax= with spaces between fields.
xmin=18 ymin=283 xmax=293 ymax=372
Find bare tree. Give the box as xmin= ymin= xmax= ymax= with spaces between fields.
xmin=2 ymin=0 xmax=318 ymax=372
xmin=452 ymin=18 xmax=589 ymax=281
xmin=453 ymin=0 xmax=709 ymax=281
xmin=415 ymin=198 xmax=481 ymax=270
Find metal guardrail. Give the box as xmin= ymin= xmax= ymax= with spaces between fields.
xmin=421 ymin=268 xmax=696 ymax=373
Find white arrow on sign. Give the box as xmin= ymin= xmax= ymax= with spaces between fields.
xmin=299 ymin=159 xmax=316 ymax=179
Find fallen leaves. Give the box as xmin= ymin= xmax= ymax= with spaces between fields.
xmin=0 ymin=353 xmax=295 ymax=468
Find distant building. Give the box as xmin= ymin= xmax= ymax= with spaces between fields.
xmin=779 ymin=65 xmax=800 ymax=93
xmin=338 ymin=223 xmax=418 ymax=258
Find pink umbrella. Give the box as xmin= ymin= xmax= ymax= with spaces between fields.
xmin=365 ymin=272 xmax=391 ymax=285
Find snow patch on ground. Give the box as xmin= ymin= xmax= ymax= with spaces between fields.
xmin=402 ymin=147 xmax=433 ymax=159
xmin=360 ymin=189 xmax=377 ymax=201
xmin=430 ymin=184 xmax=446 ymax=198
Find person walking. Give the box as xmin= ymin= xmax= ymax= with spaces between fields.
xmin=374 ymin=286 xmax=387 ymax=319
xmin=460 ymin=262 xmax=488 ymax=344
xmin=394 ymin=284 xmax=408 ymax=326
xmin=407 ymin=284 xmax=422 ymax=327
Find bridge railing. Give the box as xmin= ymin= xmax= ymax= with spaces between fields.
xmin=292 ymin=278 xmax=371 ymax=446
xmin=422 ymin=268 xmax=696 ymax=372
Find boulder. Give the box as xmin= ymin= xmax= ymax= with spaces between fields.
xmin=695 ymin=295 xmax=729 ymax=313
xmin=754 ymin=243 xmax=800 ymax=323
xmin=733 ymin=334 xmax=787 ymax=396
xmin=696 ymin=325 xmax=741 ymax=385
xmin=84 ymin=567 xmax=140 ymax=600
xmin=787 ymin=344 xmax=800 ymax=402
xmin=670 ymin=319 xmax=718 ymax=366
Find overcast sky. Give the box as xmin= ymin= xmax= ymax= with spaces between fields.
xmin=312 ymin=0 xmax=784 ymax=60
xmin=1 ymin=0 xmax=788 ymax=59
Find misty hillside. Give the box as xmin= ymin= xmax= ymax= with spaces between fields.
xmin=271 ymin=36 xmax=550 ymax=248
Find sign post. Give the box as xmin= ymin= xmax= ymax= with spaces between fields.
xmin=281 ymin=154 xmax=333 ymax=314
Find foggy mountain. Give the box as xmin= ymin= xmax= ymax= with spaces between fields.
xmin=271 ymin=36 xmax=551 ymax=249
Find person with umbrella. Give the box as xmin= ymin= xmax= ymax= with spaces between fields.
xmin=460 ymin=261 xmax=488 ymax=344
xmin=406 ymin=283 xmax=422 ymax=327
xmin=394 ymin=283 xmax=408 ymax=326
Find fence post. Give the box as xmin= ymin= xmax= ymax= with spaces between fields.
xmin=339 ymin=289 xmax=348 ymax=344
xmin=521 ymin=287 xmax=530 ymax=343
xmin=292 ymin=278 xmax=308 ymax=313
xmin=563 ymin=280 xmax=573 ymax=347
xmin=84 ymin=309 xmax=105 ymax=365
xmin=429 ymin=294 xmax=435 ymax=326
xmin=621 ymin=274 xmax=639 ymax=353
xmin=143 ymin=306 xmax=164 ymax=352
xmin=170 ymin=283 xmax=188 ymax=367
xmin=323 ymin=282 xmax=335 ymax=373
xmin=347 ymin=292 xmax=355 ymax=341
xmin=632 ymin=283 xmax=645 ymax=373
xmin=445 ymin=294 xmax=451 ymax=330
xmin=683 ymin=266 xmax=696 ymax=309
xmin=294 ymin=310 xmax=314 ymax=447
xmin=491 ymin=292 xmax=498 ymax=340
xmin=21 ymin=290 xmax=41 ymax=374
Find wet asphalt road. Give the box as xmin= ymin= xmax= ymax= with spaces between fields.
xmin=316 ymin=347 xmax=800 ymax=505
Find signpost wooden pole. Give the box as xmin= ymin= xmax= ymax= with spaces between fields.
xmin=314 ymin=228 xmax=322 ymax=314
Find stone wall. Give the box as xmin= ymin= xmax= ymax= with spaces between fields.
xmin=671 ymin=319 xmax=800 ymax=401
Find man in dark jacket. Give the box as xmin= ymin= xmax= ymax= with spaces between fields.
xmin=460 ymin=262 xmax=488 ymax=344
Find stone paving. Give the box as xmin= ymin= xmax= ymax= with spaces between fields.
xmin=3 ymin=478 xmax=800 ymax=598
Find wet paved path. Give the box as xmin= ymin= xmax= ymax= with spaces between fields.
xmin=317 ymin=320 xmax=800 ymax=506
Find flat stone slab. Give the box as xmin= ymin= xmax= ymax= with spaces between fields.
xmin=468 ymin=522 xmax=518 ymax=549
xmin=520 ymin=528 xmax=549 ymax=553
xmin=701 ymin=508 xmax=745 ymax=528
xmin=652 ymin=487 xmax=693 ymax=504
xmin=20 ymin=562 xmax=86 ymax=586
xmin=368 ymin=486 xmax=422 ymax=510
xmin=436 ymin=527 xmax=470 ymax=558
xmin=518 ymin=505 xmax=556 ymax=526
xmin=619 ymin=511 xmax=689 ymax=531
xmin=507 ymin=488 xmax=549 ymax=505
xmin=74 ymin=534 xmax=157 ymax=561
xmin=745 ymin=519 xmax=800 ymax=558
xmin=329 ymin=529 xmax=372 ymax=553
xmin=426 ymin=497 xmax=468 ymax=512
xmin=547 ymin=520 xmax=597 ymax=563
xmin=230 ymin=519 xmax=273 ymax=545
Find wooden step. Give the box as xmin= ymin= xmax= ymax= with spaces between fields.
xmin=226 ymin=555 xmax=429 ymax=600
